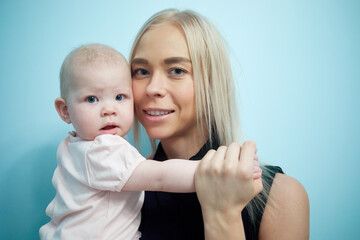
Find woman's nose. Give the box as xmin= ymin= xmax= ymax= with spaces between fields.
xmin=146 ymin=72 xmax=166 ymax=97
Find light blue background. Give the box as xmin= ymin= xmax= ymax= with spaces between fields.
xmin=1 ymin=0 xmax=359 ymax=239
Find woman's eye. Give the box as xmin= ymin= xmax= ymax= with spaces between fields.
xmin=132 ymin=68 xmax=149 ymax=76
xmin=170 ymin=68 xmax=185 ymax=75
xmin=115 ymin=94 xmax=124 ymax=101
xmin=86 ymin=96 xmax=98 ymax=103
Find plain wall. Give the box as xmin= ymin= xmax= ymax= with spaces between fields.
xmin=0 ymin=0 xmax=359 ymax=239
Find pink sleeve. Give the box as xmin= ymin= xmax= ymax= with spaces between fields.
xmin=84 ymin=135 xmax=145 ymax=191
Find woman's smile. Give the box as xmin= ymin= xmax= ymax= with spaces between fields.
xmin=144 ymin=109 xmax=175 ymax=116
xmin=143 ymin=108 xmax=175 ymax=122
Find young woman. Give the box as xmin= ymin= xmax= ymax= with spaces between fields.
xmin=130 ymin=9 xmax=309 ymax=240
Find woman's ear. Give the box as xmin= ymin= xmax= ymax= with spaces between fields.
xmin=55 ymin=97 xmax=71 ymax=124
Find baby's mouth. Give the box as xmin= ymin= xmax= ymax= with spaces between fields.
xmin=101 ymin=125 xmax=118 ymax=130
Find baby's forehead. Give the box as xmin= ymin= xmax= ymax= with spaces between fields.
xmin=73 ymin=60 xmax=128 ymax=75
xmin=71 ymin=52 xmax=128 ymax=68
xmin=67 ymin=43 xmax=128 ymax=68
xmin=71 ymin=60 xmax=131 ymax=87
xmin=68 ymin=54 xmax=131 ymax=82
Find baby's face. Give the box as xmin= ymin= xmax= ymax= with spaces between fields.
xmin=66 ymin=61 xmax=134 ymax=140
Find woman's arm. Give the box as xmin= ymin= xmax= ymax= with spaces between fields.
xmin=195 ymin=141 xmax=263 ymax=240
xmin=258 ymin=174 xmax=310 ymax=239
xmin=195 ymin=140 xmax=309 ymax=240
xmin=123 ymin=159 xmax=199 ymax=192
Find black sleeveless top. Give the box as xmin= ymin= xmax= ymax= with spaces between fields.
xmin=138 ymin=140 xmax=283 ymax=240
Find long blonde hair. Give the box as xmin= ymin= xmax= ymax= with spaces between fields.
xmin=129 ymin=9 xmax=273 ymax=226
xmin=130 ymin=9 xmax=240 ymax=146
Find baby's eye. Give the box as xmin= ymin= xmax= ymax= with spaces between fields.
xmin=86 ymin=96 xmax=98 ymax=103
xmin=115 ymin=94 xmax=124 ymax=101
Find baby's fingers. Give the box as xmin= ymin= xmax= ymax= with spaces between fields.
xmin=253 ymin=159 xmax=262 ymax=180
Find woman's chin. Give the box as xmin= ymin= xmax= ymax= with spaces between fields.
xmin=145 ymin=128 xmax=170 ymax=140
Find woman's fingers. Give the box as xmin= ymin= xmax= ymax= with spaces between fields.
xmin=236 ymin=140 xmax=263 ymax=205
xmin=198 ymin=142 xmax=261 ymax=180
xmin=195 ymin=141 xmax=264 ymax=240
xmin=209 ymin=145 xmax=227 ymax=174
xmin=223 ymin=142 xmax=241 ymax=174
xmin=238 ymin=141 xmax=257 ymax=181
xmin=196 ymin=140 xmax=263 ymax=212
xmin=198 ymin=149 xmax=216 ymax=168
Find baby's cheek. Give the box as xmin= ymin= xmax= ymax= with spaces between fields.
xmin=76 ymin=116 xmax=98 ymax=140
xmin=123 ymin=105 xmax=134 ymax=122
xmin=123 ymin=113 xmax=134 ymax=130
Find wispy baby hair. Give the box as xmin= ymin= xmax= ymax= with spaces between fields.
xmin=59 ymin=43 xmax=125 ymax=98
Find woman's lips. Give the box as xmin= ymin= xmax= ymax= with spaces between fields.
xmin=143 ymin=109 xmax=174 ymax=121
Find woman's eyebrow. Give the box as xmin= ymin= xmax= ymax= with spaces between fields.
xmin=131 ymin=58 xmax=148 ymax=65
xmin=164 ymin=57 xmax=191 ymax=64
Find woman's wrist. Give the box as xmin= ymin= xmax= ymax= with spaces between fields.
xmin=202 ymin=208 xmax=245 ymax=240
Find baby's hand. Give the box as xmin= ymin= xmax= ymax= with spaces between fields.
xmin=253 ymin=153 xmax=262 ymax=180
xmin=68 ymin=131 xmax=77 ymax=137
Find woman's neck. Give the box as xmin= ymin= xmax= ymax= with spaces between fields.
xmin=160 ymin=134 xmax=206 ymax=160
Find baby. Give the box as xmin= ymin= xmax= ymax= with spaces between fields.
xmin=39 ymin=43 xmax=201 ymax=240
xmin=40 ymin=43 xmax=261 ymax=240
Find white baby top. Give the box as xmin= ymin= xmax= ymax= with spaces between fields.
xmin=39 ymin=134 xmax=146 ymax=240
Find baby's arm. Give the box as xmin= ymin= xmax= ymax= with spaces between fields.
xmin=123 ymin=159 xmax=199 ymax=192
xmin=123 ymin=151 xmax=262 ymax=193
xmin=85 ymin=135 xmax=261 ymax=193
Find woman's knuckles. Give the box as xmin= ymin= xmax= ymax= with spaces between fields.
xmin=229 ymin=142 xmax=241 ymax=149
xmin=217 ymin=145 xmax=228 ymax=152
xmin=242 ymin=140 xmax=257 ymax=150
xmin=236 ymin=166 xmax=254 ymax=181
xmin=222 ymin=165 xmax=235 ymax=177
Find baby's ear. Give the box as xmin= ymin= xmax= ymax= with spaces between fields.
xmin=55 ymin=97 xmax=71 ymax=124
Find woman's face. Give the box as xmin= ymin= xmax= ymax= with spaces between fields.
xmin=131 ymin=23 xmax=197 ymax=142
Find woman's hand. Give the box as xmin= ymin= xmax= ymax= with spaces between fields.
xmin=195 ymin=141 xmax=263 ymax=240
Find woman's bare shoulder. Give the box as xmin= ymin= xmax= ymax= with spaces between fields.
xmin=259 ymin=173 xmax=310 ymax=240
